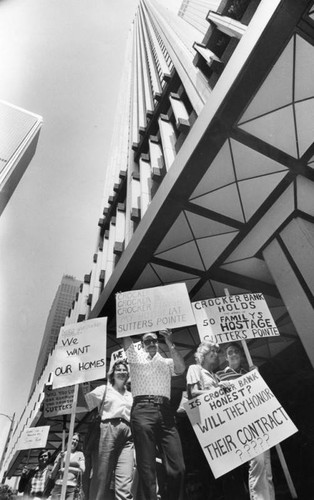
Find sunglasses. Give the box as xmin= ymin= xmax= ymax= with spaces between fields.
xmin=143 ymin=338 xmax=158 ymax=346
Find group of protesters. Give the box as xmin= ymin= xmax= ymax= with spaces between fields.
xmin=18 ymin=329 xmax=275 ymax=500
xmin=17 ymin=433 xmax=85 ymax=500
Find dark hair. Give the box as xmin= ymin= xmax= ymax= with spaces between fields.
xmin=71 ymin=432 xmax=82 ymax=452
xmin=0 ymin=484 xmax=14 ymax=500
xmin=225 ymin=342 xmax=242 ymax=354
xmin=38 ymin=449 xmax=50 ymax=460
xmin=108 ymin=359 xmax=129 ymax=386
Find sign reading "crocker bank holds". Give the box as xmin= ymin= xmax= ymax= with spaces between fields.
xmin=116 ymin=283 xmax=195 ymax=337
xmin=192 ymin=293 xmax=279 ymax=344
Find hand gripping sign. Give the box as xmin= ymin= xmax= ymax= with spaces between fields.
xmin=183 ymin=370 xmax=297 ymax=478
xmin=116 ymin=283 xmax=195 ymax=338
xmin=192 ymin=293 xmax=279 ymax=344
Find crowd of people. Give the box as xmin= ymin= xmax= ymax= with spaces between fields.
xmin=16 ymin=330 xmax=275 ymax=500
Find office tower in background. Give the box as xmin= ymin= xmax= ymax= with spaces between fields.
xmin=29 ymin=274 xmax=82 ymax=396
xmin=0 ymin=100 xmax=42 ymax=216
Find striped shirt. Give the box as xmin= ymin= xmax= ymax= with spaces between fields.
xmin=216 ymin=366 xmax=247 ymax=381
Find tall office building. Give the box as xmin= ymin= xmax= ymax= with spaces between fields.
xmin=3 ymin=0 xmax=314 ymax=494
xmin=178 ymin=0 xmax=222 ymax=34
xmin=0 ymin=100 xmax=42 ymax=216
xmin=29 ymin=275 xmax=82 ymax=397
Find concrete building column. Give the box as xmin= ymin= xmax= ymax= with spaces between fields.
xmin=263 ymin=217 xmax=314 ymax=368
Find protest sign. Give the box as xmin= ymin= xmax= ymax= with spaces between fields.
xmin=18 ymin=426 xmax=50 ymax=450
xmin=192 ymin=293 xmax=279 ymax=344
xmin=52 ymin=318 xmax=107 ymax=389
xmin=108 ymin=342 xmax=142 ymax=373
xmin=44 ymin=385 xmax=88 ymax=418
xmin=183 ymin=370 xmax=297 ymax=478
xmin=109 ymin=348 xmax=127 ymax=371
xmin=116 ymin=283 xmax=195 ymax=337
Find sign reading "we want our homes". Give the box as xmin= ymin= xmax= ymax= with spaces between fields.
xmin=52 ymin=318 xmax=107 ymax=389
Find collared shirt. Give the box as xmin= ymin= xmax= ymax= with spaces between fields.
xmin=186 ymin=364 xmax=219 ymax=397
xmin=125 ymin=342 xmax=175 ymax=398
xmin=30 ymin=465 xmax=51 ymax=495
xmin=216 ymin=366 xmax=247 ymax=381
xmin=85 ymin=384 xmax=133 ymax=421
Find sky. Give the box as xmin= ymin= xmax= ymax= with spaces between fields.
xmin=0 ymin=0 xmax=182 ymax=468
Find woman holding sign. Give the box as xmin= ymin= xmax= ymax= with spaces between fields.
xmin=85 ymin=359 xmax=134 ymax=500
xmin=186 ymin=340 xmax=222 ymax=397
xmin=50 ymin=432 xmax=85 ymax=499
xmin=185 ymin=340 xmax=225 ymax=499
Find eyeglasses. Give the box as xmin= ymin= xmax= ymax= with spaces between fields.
xmin=143 ymin=338 xmax=158 ymax=346
xmin=227 ymin=349 xmax=240 ymax=355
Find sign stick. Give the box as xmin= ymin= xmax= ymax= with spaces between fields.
xmin=61 ymin=415 xmax=67 ymax=469
xmin=20 ymin=449 xmax=32 ymax=482
xmin=60 ymin=384 xmax=79 ymax=500
xmin=26 ymin=449 xmax=31 ymax=466
xmin=223 ymin=288 xmax=297 ymax=499
xmin=275 ymin=444 xmax=298 ymax=498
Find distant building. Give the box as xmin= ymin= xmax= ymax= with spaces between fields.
xmin=3 ymin=1 xmax=314 ymax=495
xmin=0 ymin=100 xmax=42 ymax=216
xmin=29 ymin=275 xmax=82 ymax=397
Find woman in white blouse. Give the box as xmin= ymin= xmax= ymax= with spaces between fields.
xmin=50 ymin=432 xmax=85 ymax=499
xmin=185 ymin=341 xmax=224 ymax=500
xmin=85 ymin=359 xmax=134 ymax=500
xmin=186 ymin=340 xmax=221 ymax=398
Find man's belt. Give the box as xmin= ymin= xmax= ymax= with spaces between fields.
xmin=133 ymin=395 xmax=169 ymax=405
xmin=101 ymin=417 xmax=130 ymax=426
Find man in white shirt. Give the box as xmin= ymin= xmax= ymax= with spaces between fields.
xmin=124 ymin=329 xmax=185 ymax=500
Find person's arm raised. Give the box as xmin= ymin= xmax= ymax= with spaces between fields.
xmin=122 ymin=336 xmax=132 ymax=350
xmin=159 ymin=329 xmax=185 ymax=375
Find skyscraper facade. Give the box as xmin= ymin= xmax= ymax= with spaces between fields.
xmin=3 ymin=0 xmax=314 ymax=494
xmin=29 ymin=275 xmax=82 ymax=397
xmin=0 ymin=100 xmax=42 ymax=216
xmin=178 ymin=0 xmax=221 ymax=34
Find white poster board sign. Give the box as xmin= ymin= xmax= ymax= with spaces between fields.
xmin=183 ymin=370 xmax=297 ymax=478
xmin=44 ymin=385 xmax=88 ymax=417
xmin=18 ymin=426 xmax=50 ymax=450
xmin=116 ymin=283 xmax=195 ymax=338
xmin=52 ymin=318 xmax=107 ymax=389
xmin=108 ymin=342 xmax=142 ymax=373
xmin=192 ymin=293 xmax=279 ymax=344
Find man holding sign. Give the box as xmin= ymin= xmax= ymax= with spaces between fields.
xmin=18 ymin=450 xmax=53 ymax=499
xmin=123 ymin=329 xmax=185 ymax=500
